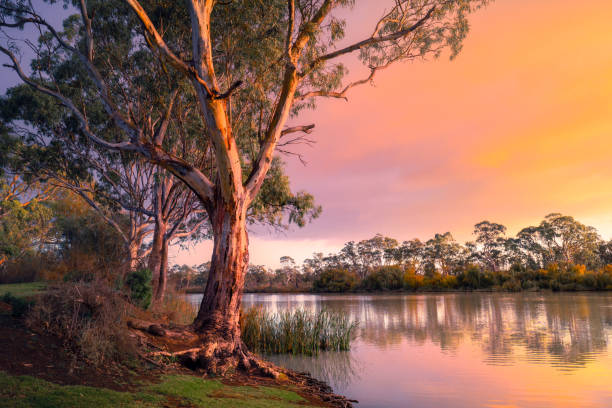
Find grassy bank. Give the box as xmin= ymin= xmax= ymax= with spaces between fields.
xmin=0 ymin=372 xmax=320 ymax=408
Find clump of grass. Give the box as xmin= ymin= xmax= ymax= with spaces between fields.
xmin=151 ymin=290 xmax=198 ymax=325
xmin=240 ymin=308 xmax=357 ymax=355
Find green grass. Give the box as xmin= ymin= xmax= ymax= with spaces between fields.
xmin=0 ymin=372 xmax=161 ymax=408
xmin=0 ymin=282 xmax=46 ymax=298
xmin=241 ymin=308 xmax=358 ymax=355
xmin=0 ymin=372 xmax=317 ymax=408
xmin=147 ymin=375 xmax=313 ymax=407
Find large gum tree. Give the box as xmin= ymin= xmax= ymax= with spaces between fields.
xmin=0 ymin=0 xmax=490 ymax=372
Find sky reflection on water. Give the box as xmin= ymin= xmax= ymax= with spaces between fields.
xmin=189 ymin=292 xmax=612 ymax=407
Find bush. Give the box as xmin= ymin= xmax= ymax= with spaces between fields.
xmin=502 ymin=278 xmax=522 ymax=292
xmin=458 ymin=265 xmax=481 ymax=289
xmin=361 ymin=266 xmax=403 ymax=291
xmin=456 ymin=265 xmax=496 ymax=290
xmin=0 ymin=253 xmax=53 ymax=284
xmin=313 ymin=268 xmax=359 ymax=292
xmin=126 ymin=269 xmax=152 ymax=309
xmin=403 ymin=269 xmax=424 ymax=290
xmin=26 ymin=282 xmax=136 ymax=365
xmin=424 ymin=273 xmax=458 ymax=290
xmin=0 ymin=292 xmax=34 ymax=318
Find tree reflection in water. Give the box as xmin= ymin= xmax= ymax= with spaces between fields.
xmin=265 ymin=351 xmax=363 ymax=390
xmin=234 ymin=293 xmax=612 ymax=406
xmin=242 ymin=293 xmax=612 ymax=371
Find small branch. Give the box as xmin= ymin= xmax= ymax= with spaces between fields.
xmin=297 ymin=61 xmax=392 ymax=102
xmin=216 ymin=80 xmax=243 ymax=99
xmin=280 ymin=124 xmax=315 ymax=136
xmin=153 ymin=89 xmax=179 ymax=145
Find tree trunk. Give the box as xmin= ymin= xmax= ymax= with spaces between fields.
xmin=125 ymin=238 xmax=142 ymax=276
xmin=176 ymin=200 xmax=254 ymax=373
xmin=149 ymin=219 xmax=168 ymax=302
xmin=193 ymin=203 xmax=248 ymax=338
xmin=133 ymin=199 xmax=275 ymax=375
xmin=154 ymin=237 xmax=169 ymax=302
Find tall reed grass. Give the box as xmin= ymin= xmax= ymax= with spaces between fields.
xmin=240 ymin=308 xmax=357 ymax=355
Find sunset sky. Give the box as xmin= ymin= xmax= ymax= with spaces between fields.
xmin=189 ymin=0 xmax=612 ymax=268
xmin=1 ymin=1 xmax=611 ymax=268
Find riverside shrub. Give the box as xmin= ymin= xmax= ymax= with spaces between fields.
xmin=403 ymin=268 xmax=424 ymax=290
xmin=310 ymin=263 xmax=612 ymax=292
xmin=313 ymin=268 xmax=359 ymax=292
xmin=361 ymin=266 xmax=403 ymax=291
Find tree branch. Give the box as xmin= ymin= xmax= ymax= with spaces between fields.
xmin=153 ymin=89 xmax=179 ymax=145
xmin=52 ymin=180 xmax=132 ymax=244
xmin=0 ymin=46 xmax=138 ymax=152
xmin=301 ymin=6 xmax=435 ymax=75
xmin=245 ymin=1 xmax=335 ymax=201
xmin=297 ymin=61 xmax=392 ymax=101
xmin=280 ymin=124 xmax=315 ymax=136
xmin=125 ymin=0 xmax=216 ymax=98
xmin=285 ymin=0 xmax=295 ymax=58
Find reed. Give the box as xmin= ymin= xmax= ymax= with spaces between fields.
xmin=240 ymin=308 xmax=357 ymax=355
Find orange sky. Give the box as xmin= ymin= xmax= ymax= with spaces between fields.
xmin=2 ymin=1 xmax=608 ymax=269
xmin=178 ymin=0 xmax=612 ymax=268
xmin=177 ymin=0 xmax=612 ymax=267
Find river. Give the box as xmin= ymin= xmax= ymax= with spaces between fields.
xmin=187 ymin=292 xmax=612 ymax=408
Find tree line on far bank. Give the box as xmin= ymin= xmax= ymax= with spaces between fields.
xmin=170 ymin=214 xmax=612 ymax=293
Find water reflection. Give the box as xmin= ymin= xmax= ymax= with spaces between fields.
xmin=187 ymin=293 xmax=612 ymax=407
xmin=239 ymin=293 xmax=612 ymax=371
xmin=265 ymin=351 xmax=363 ymax=390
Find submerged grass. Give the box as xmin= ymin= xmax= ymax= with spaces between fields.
xmin=241 ymin=308 xmax=358 ymax=355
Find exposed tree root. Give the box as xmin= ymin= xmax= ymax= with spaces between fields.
xmin=128 ymin=321 xmax=356 ymax=407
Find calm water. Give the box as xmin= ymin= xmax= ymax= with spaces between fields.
xmin=188 ymin=293 xmax=612 ymax=408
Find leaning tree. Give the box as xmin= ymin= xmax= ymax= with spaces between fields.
xmin=0 ymin=0 xmax=491 ymax=372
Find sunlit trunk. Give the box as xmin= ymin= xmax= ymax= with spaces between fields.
xmin=192 ymin=201 xmax=248 ymax=344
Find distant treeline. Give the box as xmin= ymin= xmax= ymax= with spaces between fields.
xmin=195 ymin=213 xmax=611 ymax=293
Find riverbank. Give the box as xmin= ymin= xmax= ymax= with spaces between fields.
xmin=0 ymin=288 xmax=355 ymax=408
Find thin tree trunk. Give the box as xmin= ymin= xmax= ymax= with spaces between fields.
xmin=148 ymin=219 xmax=167 ymax=300
xmin=155 ymin=237 xmax=169 ymax=301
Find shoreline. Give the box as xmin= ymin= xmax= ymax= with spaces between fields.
xmin=0 ymin=312 xmax=355 ymax=408
xmin=184 ymin=288 xmax=612 ymax=295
